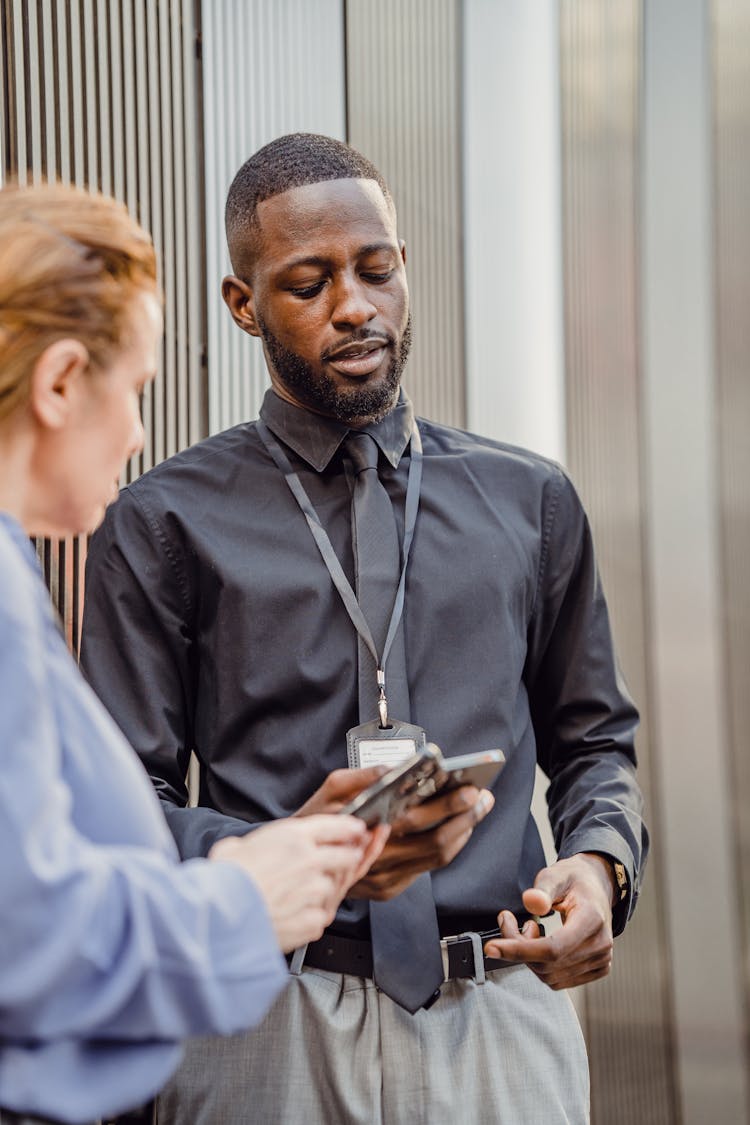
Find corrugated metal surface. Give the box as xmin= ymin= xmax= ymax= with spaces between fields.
xmin=6 ymin=4 xmax=748 ymax=1115
xmin=713 ymin=0 xmax=750 ymax=1082
xmin=345 ymin=0 xmax=465 ymax=427
xmin=201 ymin=0 xmax=346 ymax=435
xmin=0 ymin=0 xmax=206 ymax=653
xmin=641 ymin=0 xmax=749 ymax=1118
xmin=462 ymin=0 xmax=565 ymax=461
xmin=559 ymin=4 xmax=677 ymax=1122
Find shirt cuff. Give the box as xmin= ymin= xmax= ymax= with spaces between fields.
xmin=556 ymin=830 xmax=639 ymax=936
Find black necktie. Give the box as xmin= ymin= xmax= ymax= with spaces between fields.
xmin=345 ymin=431 xmax=444 ymax=1013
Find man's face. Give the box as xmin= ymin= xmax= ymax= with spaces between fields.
xmin=225 ymin=178 xmax=411 ymax=426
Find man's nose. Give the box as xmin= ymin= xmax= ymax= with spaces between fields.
xmin=331 ymin=277 xmax=377 ymax=328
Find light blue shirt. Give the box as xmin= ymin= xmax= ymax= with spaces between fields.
xmin=0 ymin=513 xmax=287 ymax=1124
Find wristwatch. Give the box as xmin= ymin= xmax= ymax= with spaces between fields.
xmin=612 ymin=860 xmax=628 ymax=904
xmin=591 ymin=852 xmax=628 ymax=906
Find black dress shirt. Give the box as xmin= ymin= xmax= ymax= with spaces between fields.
xmin=81 ymin=389 xmax=647 ymax=939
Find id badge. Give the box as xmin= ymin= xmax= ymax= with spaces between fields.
xmin=347 ymin=718 xmax=427 ymax=769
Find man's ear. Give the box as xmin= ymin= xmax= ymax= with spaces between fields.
xmin=222 ymin=275 xmax=261 ymax=337
xmin=29 ymin=339 xmax=90 ymax=430
xmin=399 ymin=239 xmax=407 ymax=267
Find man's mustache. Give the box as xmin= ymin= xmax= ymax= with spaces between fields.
xmin=321 ymin=330 xmax=395 ymax=361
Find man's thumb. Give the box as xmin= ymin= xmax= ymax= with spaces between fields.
xmin=522 ymin=871 xmax=561 ymax=916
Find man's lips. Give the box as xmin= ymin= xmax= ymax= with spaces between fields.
xmin=324 ymin=337 xmax=390 ymax=377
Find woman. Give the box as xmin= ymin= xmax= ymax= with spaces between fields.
xmin=0 ymin=183 xmax=385 ymax=1125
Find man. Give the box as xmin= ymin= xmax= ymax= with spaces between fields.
xmin=81 ymin=133 xmax=647 ymax=1124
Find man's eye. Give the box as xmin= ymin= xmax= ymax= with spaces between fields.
xmin=361 ymin=271 xmax=393 ymax=284
xmin=288 ymin=281 xmax=325 ymax=299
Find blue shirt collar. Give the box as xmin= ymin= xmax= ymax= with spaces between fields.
xmin=0 ymin=511 xmax=40 ymax=573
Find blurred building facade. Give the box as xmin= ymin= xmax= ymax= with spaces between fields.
xmin=2 ymin=2 xmax=748 ymax=1122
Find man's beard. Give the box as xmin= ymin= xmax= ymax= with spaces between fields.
xmin=257 ymin=314 xmax=412 ymax=424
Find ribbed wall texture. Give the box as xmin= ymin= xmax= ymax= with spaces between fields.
xmin=559 ymin=4 xmax=677 ymax=1122
xmin=8 ymin=3 xmax=747 ymax=1113
xmin=0 ymin=0 xmax=206 ymax=652
xmin=201 ymin=0 xmax=346 ymax=435
xmin=714 ymin=0 xmax=750 ymax=1063
xmin=345 ymin=0 xmax=465 ymax=427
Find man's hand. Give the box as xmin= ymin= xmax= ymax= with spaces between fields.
xmin=294 ymin=766 xmax=495 ymax=900
xmin=209 ymin=815 xmax=388 ymax=953
xmin=483 ymin=852 xmax=616 ymax=990
xmin=293 ymin=765 xmax=391 ymax=816
xmin=348 ymin=785 xmax=495 ymax=900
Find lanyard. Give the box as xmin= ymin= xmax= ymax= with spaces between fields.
xmin=256 ymin=418 xmax=423 ymax=726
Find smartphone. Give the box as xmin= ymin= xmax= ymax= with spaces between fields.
xmin=339 ymin=745 xmax=505 ymax=826
xmin=338 ymin=745 xmax=443 ymax=827
xmin=435 ymin=747 xmax=506 ymax=793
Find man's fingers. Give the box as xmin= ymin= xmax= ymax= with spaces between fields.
xmin=373 ymin=803 xmax=486 ymax=869
xmin=487 ymin=855 xmax=618 ymax=988
xmin=394 ymin=786 xmax=494 ymax=834
xmin=494 ymin=909 xmax=542 ymax=942
xmin=487 ymin=912 xmax=604 ymax=965
xmin=506 ymin=935 xmax=610 ymax=972
xmin=295 ymin=766 xmax=389 ymax=815
xmin=483 ymin=935 xmax=542 ymax=962
xmin=471 ymin=789 xmax=495 ymax=824
xmin=329 ymin=766 xmax=390 ymax=800
xmin=496 ymin=909 xmax=521 ymax=939
xmin=353 ymin=872 xmax=419 ymax=901
xmin=485 ymin=924 xmax=614 ymax=980
xmin=535 ymin=950 xmax=614 ymax=990
xmin=343 ymin=791 xmax=495 ymax=899
xmin=484 ymin=928 xmax=566 ymax=965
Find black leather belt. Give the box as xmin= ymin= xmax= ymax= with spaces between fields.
xmin=286 ymin=927 xmax=525 ymax=984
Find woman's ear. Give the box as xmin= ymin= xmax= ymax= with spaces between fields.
xmin=29 ymin=339 xmax=90 ymax=430
xmin=222 ymin=275 xmax=261 ymax=337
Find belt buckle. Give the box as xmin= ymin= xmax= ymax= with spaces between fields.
xmin=439 ymin=936 xmax=451 ymax=981
xmin=440 ymin=930 xmax=487 ymax=984
xmin=288 ymin=944 xmax=308 ymax=975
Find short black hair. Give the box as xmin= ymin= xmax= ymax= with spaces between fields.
xmin=225 ymin=132 xmax=393 ymax=277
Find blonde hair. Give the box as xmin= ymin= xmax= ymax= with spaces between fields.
xmin=0 ymin=182 xmax=159 ymax=422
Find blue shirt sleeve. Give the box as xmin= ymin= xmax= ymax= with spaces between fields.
xmin=0 ymin=521 xmax=288 ymax=1045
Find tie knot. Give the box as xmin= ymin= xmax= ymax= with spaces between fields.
xmin=345 ymin=431 xmax=380 ymax=475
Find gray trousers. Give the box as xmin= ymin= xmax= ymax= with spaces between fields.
xmin=156 ymin=964 xmax=589 ymax=1125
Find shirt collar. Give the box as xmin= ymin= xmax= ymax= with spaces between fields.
xmin=259 ymin=388 xmax=415 ymax=472
xmin=0 ymin=511 xmax=40 ymax=573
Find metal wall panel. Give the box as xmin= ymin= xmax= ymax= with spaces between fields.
xmin=345 ymin=0 xmax=465 ymax=427
xmin=713 ymin=0 xmax=750 ymax=1090
xmin=463 ymin=0 xmax=565 ymax=463
xmin=461 ymin=0 xmax=570 ymax=1028
xmin=201 ymin=0 xmax=346 ymax=435
xmin=1 ymin=0 xmax=206 ymax=652
xmin=559 ymin=4 xmax=677 ymax=1122
xmin=641 ymin=0 xmax=749 ymax=1120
